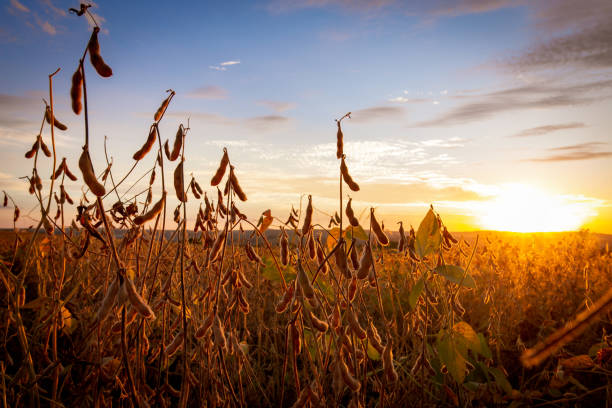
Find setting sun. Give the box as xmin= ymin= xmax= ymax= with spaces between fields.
xmin=477 ymin=184 xmax=596 ymax=232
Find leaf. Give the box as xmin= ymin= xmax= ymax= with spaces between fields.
xmin=434 ymin=265 xmax=476 ymax=288
xmin=489 ymin=367 xmax=512 ymax=394
xmin=477 ymin=333 xmax=492 ymax=359
xmin=60 ymin=306 xmax=76 ymax=335
xmin=437 ymin=332 xmax=467 ymax=383
xmin=415 ymin=207 xmax=441 ymax=259
xmin=261 ymin=256 xmax=296 ymax=284
xmin=366 ymin=340 xmax=381 ymax=361
xmin=409 ymin=278 xmax=424 ymax=310
xmin=344 ymin=225 xmax=368 ymax=242
xmin=453 ymin=322 xmax=481 ymax=355
xmin=326 ymin=228 xmax=341 ymax=251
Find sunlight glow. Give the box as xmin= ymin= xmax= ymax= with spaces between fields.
xmin=477 ymin=184 xmax=595 ymax=232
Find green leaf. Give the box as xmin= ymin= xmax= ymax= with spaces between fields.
xmin=453 ymin=322 xmax=481 ymax=355
xmin=409 ymin=278 xmax=424 ymax=310
xmin=477 ymin=333 xmax=492 ymax=359
xmin=489 ymin=367 xmax=512 ymax=394
xmin=366 ymin=341 xmax=381 ymax=361
xmin=415 ymin=207 xmax=441 ymax=259
xmin=437 ymin=332 xmax=467 ymax=384
xmin=434 ymin=265 xmax=476 ymax=288
xmin=344 ymin=225 xmax=368 ymax=242
xmin=326 ymin=228 xmax=341 ymax=250
xmin=260 ymin=256 xmax=296 ymax=284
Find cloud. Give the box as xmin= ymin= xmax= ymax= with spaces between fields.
xmin=244 ymin=115 xmax=290 ymax=130
xmin=41 ymin=0 xmax=66 ymax=16
xmin=186 ymin=86 xmax=228 ymax=100
xmin=508 ymin=23 xmax=612 ymax=70
xmin=351 ymin=106 xmax=404 ymax=122
xmin=168 ymin=110 xmax=290 ymax=131
xmin=257 ymin=100 xmax=297 ymax=112
xmin=388 ymin=96 xmax=431 ymax=103
xmin=511 ymin=122 xmax=586 ymax=137
xmin=9 ymin=0 xmax=29 ymax=13
xmin=39 ymin=20 xmax=56 ymax=35
xmin=209 ymin=60 xmax=240 ymax=71
xmin=528 ymin=151 xmax=612 ymax=162
xmin=525 ymin=141 xmax=612 ymax=162
xmin=427 ymin=0 xmax=522 ymax=17
xmin=548 ymin=142 xmax=607 ymax=151
xmin=266 ymin=0 xmax=396 ymax=14
xmin=415 ymin=79 xmax=612 ymax=127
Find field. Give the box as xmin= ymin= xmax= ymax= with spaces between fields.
xmin=2 ymin=10 xmax=612 ymax=408
xmin=1 ymin=218 xmax=611 ymax=408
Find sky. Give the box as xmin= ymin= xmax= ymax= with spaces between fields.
xmin=1 ymin=0 xmax=611 ymax=233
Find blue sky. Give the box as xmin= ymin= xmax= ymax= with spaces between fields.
xmin=1 ymin=0 xmax=611 ymax=232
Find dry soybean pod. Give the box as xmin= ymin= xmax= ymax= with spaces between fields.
xmin=370 ymin=208 xmax=389 ymax=246
xmin=340 ymin=156 xmax=360 ymax=192
xmin=355 ymin=244 xmax=373 ymax=280
xmin=211 ymin=148 xmax=229 ymax=186
xmin=335 ymin=240 xmax=351 ymax=279
xmin=174 ymin=160 xmax=187 ymax=202
xmin=307 ymin=229 xmax=316 ymax=260
xmin=25 ymin=138 xmax=39 ymax=159
xmin=336 ymin=120 xmax=343 ymax=159
xmin=70 ymin=65 xmax=83 ymax=114
xmin=280 ymin=228 xmax=289 ymax=266
xmin=383 ymin=339 xmax=399 ymax=383
xmin=154 ymin=90 xmax=175 ymax=122
xmin=229 ymin=166 xmax=247 ymax=201
xmin=96 ymin=278 xmax=119 ymax=322
xmin=345 ymin=197 xmax=359 ymax=227
xmin=347 ymin=308 xmax=367 ymax=340
xmin=39 ymin=136 xmax=52 ymax=157
xmin=276 ymin=281 xmax=295 ymax=313
xmin=309 ymin=311 xmax=329 ymax=333
xmin=87 ymin=27 xmax=113 ymax=78
xmin=169 ymin=124 xmax=184 ymax=161
xmin=297 ymin=260 xmax=315 ymax=299
xmin=125 ymin=277 xmax=155 ymax=319
xmin=79 ymin=147 xmax=106 ymax=197
xmin=302 ymin=194 xmax=313 ymax=235
xmin=338 ymin=356 xmax=361 ymax=392
xmin=133 ymin=125 xmax=157 ymax=161
xmin=133 ymin=192 xmax=166 ymax=225
xmin=64 ymin=160 xmax=77 ymax=181
xmin=209 ymin=227 xmax=227 ymax=262
xmin=45 ymin=106 xmax=68 ymax=131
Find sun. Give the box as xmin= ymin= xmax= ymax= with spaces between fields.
xmin=477 ymin=184 xmax=594 ymax=232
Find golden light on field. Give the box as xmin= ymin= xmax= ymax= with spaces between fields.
xmin=477 ymin=184 xmax=594 ymax=232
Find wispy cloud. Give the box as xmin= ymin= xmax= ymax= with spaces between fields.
xmin=186 ymin=85 xmax=228 ymax=100
xmin=168 ymin=110 xmax=290 ymax=131
xmin=525 ymin=141 xmax=611 ymax=162
xmin=511 ymin=122 xmax=586 ymax=137
xmin=548 ymin=142 xmax=607 ymax=151
xmin=257 ymin=100 xmax=297 ymax=112
xmin=415 ymin=79 xmax=612 ymax=127
xmin=351 ymin=106 xmax=404 ymax=122
xmin=9 ymin=0 xmax=29 ymax=13
xmin=41 ymin=0 xmax=66 ymax=16
xmin=507 ymin=23 xmax=612 ymax=71
xmin=38 ymin=20 xmax=56 ymax=35
xmin=388 ymin=96 xmax=431 ymax=103
xmin=209 ymin=60 xmax=241 ymax=71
